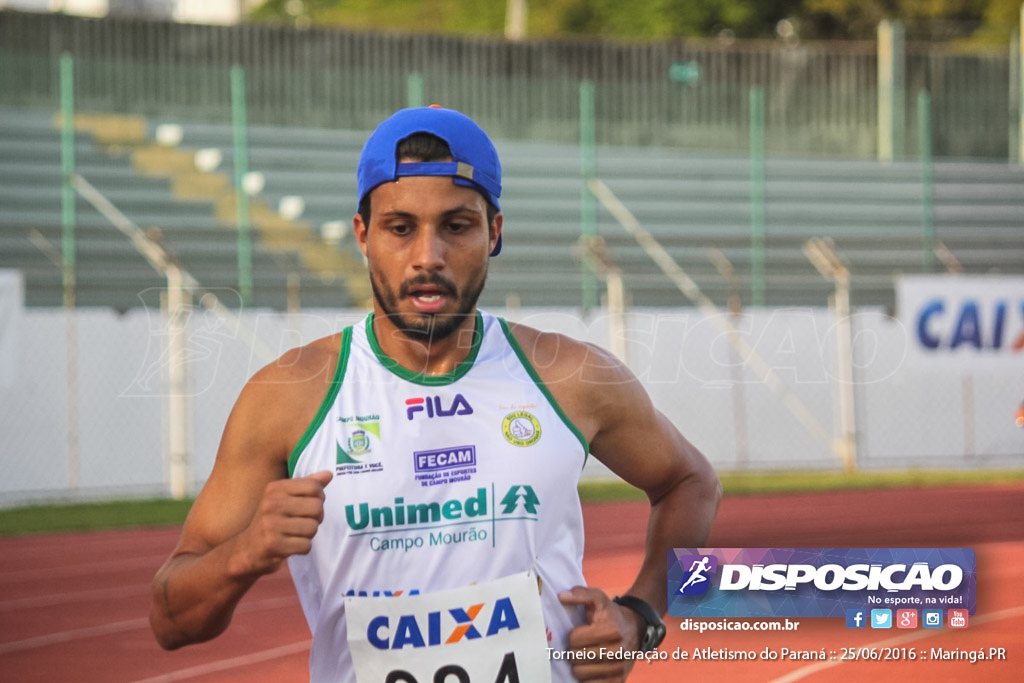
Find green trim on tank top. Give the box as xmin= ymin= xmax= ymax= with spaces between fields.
xmin=288 ymin=326 xmax=353 ymax=478
xmin=497 ymin=317 xmax=590 ymax=460
xmin=365 ymin=311 xmax=484 ymax=386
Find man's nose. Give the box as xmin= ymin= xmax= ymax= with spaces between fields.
xmin=411 ymin=227 xmax=445 ymax=270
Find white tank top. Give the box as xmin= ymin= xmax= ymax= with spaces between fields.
xmin=288 ymin=311 xmax=589 ymax=682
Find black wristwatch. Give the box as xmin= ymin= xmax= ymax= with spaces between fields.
xmin=612 ymin=595 xmax=667 ymax=651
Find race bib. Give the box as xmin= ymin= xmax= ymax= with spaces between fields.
xmin=345 ymin=571 xmax=552 ymax=683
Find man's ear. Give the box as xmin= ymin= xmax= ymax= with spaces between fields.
xmin=353 ymin=213 xmax=369 ymax=257
xmin=489 ymin=212 xmax=503 ymax=257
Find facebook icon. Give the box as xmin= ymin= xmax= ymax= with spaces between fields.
xmin=845 ymin=608 xmax=867 ymax=629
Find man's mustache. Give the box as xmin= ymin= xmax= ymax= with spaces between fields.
xmin=398 ymin=274 xmax=458 ymax=299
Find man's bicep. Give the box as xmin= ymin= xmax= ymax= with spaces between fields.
xmin=173 ymin=386 xmax=290 ymax=557
xmin=587 ymin=379 xmax=707 ymax=499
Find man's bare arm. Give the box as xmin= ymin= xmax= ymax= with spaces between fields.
xmin=149 ymin=342 xmax=337 ymax=650
xmin=515 ymin=326 xmax=720 ymax=681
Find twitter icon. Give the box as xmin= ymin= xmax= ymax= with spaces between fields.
xmin=870 ymin=609 xmax=892 ymax=629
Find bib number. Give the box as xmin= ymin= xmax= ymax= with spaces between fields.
xmin=346 ymin=572 xmax=550 ymax=683
xmin=385 ymin=651 xmax=520 ymax=682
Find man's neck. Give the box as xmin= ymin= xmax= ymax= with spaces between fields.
xmin=369 ymin=311 xmax=481 ymax=377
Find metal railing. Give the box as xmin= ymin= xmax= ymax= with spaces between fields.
xmin=0 ymin=9 xmax=1019 ymax=159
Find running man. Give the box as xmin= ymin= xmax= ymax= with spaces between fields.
xmin=150 ymin=106 xmax=721 ymax=682
xmin=679 ymin=556 xmax=713 ymax=593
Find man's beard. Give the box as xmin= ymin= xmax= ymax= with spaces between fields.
xmin=369 ymin=267 xmax=486 ymax=343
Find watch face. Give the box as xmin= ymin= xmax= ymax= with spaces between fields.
xmin=614 ymin=595 xmax=666 ymax=651
xmin=647 ymin=622 xmax=667 ymax=650
xmin=639 ymin=620 xmax=667 ymax=651
xmin=641 ymin=627 xmax=657 ymax=650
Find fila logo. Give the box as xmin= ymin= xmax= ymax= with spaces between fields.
xmin=367 ymin=597 xmax=520 ymax=649
xmin=406 ymin=394 xmax=474 ymax=421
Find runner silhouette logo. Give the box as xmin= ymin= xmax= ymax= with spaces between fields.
xmin=677 ymin=554 xmax=718 ymax=595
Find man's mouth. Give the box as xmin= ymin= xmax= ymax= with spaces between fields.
xmin=404 ymin=277 xmax=455 ymax=300
xmin=404 ymin=282 xmax=454 ymax=312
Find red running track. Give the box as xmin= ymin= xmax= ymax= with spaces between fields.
xmin=1 ymin=483 xmax=1022 ymax=682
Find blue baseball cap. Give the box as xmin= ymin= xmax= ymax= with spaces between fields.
xmin=357 ymin=106 xmax=503 ymax=256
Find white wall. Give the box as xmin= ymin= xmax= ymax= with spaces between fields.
xmin=1 ymin=305 xmax=1022 ymax=506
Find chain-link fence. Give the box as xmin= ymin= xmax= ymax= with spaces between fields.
xmin=0 ymin=10 xmax=1020 ymax=159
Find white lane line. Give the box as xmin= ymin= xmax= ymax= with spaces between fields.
xmin=128 ymin=640 xmax=311 ymax=683
xmin=0 ymin=618 xmax=149 ymax=655
xmin=0 ymin=556 xmax=169 ymax=584
xmin=0 ymin=568 xmax=290 ymax=611
xmin=0 ymin=597 xmax=299 ymax=654
xmin=0 ymin=584 xmax=151 ymax=611
xmin=768 ymin=604 xmax=1024 ymax=683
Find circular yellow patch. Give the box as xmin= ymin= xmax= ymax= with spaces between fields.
xmin=502 ymin=411 xmax=542 ymax=447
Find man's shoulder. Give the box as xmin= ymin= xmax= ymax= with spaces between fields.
xmin=237 ymin=332 xmax=346 ymax=429
xmin=250 ymin=332 xmax=345 ymax=387
xmin=503 ymin=320 xmax=623 ymax=383
xmin=225 ymin=332 xmax=348 ymax=461
xmin=500 ymin=320 xmax=644 ymax=445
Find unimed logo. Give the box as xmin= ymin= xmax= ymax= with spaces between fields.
xmin=345 ymin=485 xmax=540 ymax=533
xmin=366 ymin=597 xmax=520 ymax=649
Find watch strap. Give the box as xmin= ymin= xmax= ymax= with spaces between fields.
xmin=612 ymin=595 xmax=667 ymax=651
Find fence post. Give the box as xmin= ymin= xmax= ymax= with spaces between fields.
xmin=59 ymin=52 xmax=81 ymax=492
xmin=505 ymin=0 xmax=528 ymax=40
xmin=406 ymin=72 xmax=424 ymax=107
xmin=231 ymin=65 xmax=253 ymax=307
xmin=1017 ymin=6 xmax=1024 ymax=164
xmin=60 ymin=53 xmax=77 ymax=309
xmin=579 ymin=79 xmax=598 ymax=314
xmin=877 ymin=19 xmax=906 ymax=161
xmin=166 ymin=265 xmax=191 ymax=500
xmin=749 ymin=87 xmax=766 ymax=307
xmin=1011 ymin=30 xmax=1020 ymax=163
xmin=918 ymin=90 xmax=935 ymax=272
xmin=803 ymin=239 xmax=858 ymax=472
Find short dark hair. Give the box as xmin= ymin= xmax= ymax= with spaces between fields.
xmin=358 ymin=133 xmax=498 ymax=226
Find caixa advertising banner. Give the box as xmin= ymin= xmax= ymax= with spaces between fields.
xmin=897 ymin=275 xmax=1024 ymax=369
xmin=668 ymin=548 xmax=976 ymax=619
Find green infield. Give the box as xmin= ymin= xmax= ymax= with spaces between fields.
xmin=1 ymin=468 xmax=1022 ymax=535
xmin=0 ymin=498 xmax=195 ymax=536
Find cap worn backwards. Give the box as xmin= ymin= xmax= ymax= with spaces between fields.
xmin=357 ymin=106 xmax=503 ymax=256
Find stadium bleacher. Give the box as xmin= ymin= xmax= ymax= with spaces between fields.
xmin=1 ymin=105 xmax=1022 ymax=312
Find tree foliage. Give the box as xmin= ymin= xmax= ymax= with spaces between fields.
xmin=248 ymin=0 xmax=1021 ymax=43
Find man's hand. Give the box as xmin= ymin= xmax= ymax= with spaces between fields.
xmin=237 ymin=470 xmax=333 ymax=576
xmin=559 ymin=586 xmax=642 ymax=682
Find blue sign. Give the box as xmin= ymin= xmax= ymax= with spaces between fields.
xmin=668 ymin=548 xmax=976 ymax=618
